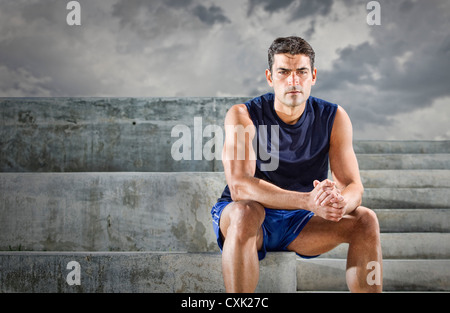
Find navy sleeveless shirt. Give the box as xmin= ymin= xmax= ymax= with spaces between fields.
xmin=218 ymin=92 xmax=338 ymax=202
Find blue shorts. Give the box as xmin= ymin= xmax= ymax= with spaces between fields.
xmin=211 ymin=201 xmax=319 ymax=260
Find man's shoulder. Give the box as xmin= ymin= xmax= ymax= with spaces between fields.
xmin=227 ymin=103 xmax=248 ymax=115
xmin=242 ymin=93 xmax=274 ymax=117
xmin=245 ymin=92 xmax=274 ymax=107
xmin=309 ymin=96 xmax=338 ymax=109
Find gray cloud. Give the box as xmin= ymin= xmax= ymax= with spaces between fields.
xmin=294 ymin=0 xmax=333 ymax=19
xmin=247 ymin=0 xmax=333 ymax=21
xmin=0 ymin=1 xmax=82 ymax=96
xmin=247 ymin=0 xmax=297 ymax=14
xmin=192 ymin=4 xmax=231 ymax=26
xmin=112 ymin=0 xmax=230 ymax=29
xmin=312 ymin=0 xmax=450 ymax=133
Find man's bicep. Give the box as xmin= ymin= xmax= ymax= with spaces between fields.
xmin=329 ymin=106 xmax=362 ymax=189
xmin=222 ymin=104 xmax=257 ymax=179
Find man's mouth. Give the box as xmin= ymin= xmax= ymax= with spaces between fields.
xmin=285 ymin=87 xmax=302 ymax=94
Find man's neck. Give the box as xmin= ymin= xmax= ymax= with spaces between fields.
xmin=273 ymin=99 xmax=306 ymax=125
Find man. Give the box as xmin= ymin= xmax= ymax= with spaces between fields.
xmin=211 ymin=36 xmax=382 ymax=292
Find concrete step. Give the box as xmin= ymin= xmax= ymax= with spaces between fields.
xmin=1 ymin=172 xmax=449 ymax=251
xmin=357 ymin=154 xmax=450 ymax=170
xmin=319 ymin=233 xmax=450 ymax=259
xmin=0 ymin=97 xmax=243 ymax=173
xmin=297 ymin=258 xmax=450 ymax=291
xmin=353 ymin=140 xmax=450 ymax=154
xmin=359 ymin=170 xmax=450 ymax=188
xmin=0 ymin=251 xmax=297 ymax=293
xmin=0 ymin=172 xmax=225 ymax=252
xmin=363 ymin=188 xmax=450 ymax=208
xmin=374 ymin=208 xmax=450 ymax=232
xmin=1 ymin=98 xmax=448 ymax=172
xmin=1 ymin=98 xmax=448 ymax=173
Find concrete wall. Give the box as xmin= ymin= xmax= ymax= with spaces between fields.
xmin=2 ymin=98 xmax=450 ymax=172
xmin=0 ymin=172 xmax=226 ymax=252
xmin=2 ymin=171 xmax=449 ymax=254
xmin=0 ymin=251 xmax=297 ymax=293
xmin=0 ymin=97 xmax=249 ymax=172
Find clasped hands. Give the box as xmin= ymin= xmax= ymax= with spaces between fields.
xmin=310 ymin=179 xmax=347 ymax=222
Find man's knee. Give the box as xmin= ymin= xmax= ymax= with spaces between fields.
xmin=227 ymin=200 xmax=265 ymax=226
xmin=223 ymin=200 xmax=265 ymax=240
xmin=351 ymin=206 xmax=380 ymax=241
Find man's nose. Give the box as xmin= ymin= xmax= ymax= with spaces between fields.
xmin=287 ymin=72 xmax=300 ymax=85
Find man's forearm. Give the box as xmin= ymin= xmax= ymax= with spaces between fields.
xmin=340 ymin=182 xmax=364 ymax=215
xmin=228 ymin=175 xmax=310 ymax=210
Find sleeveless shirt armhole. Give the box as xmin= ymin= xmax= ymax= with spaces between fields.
xmin=327 ymin=104 xmax=339 ymax=144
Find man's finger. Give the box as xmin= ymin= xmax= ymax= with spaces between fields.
xmin=329 ymin=195 xmax=345 ymax=203
xmin=317 ymin=189 xmax=343 ymax=205
xmin=323 ymin=206 xmax=346 ymax=221
xmin=315 ymin=188 xmax=328 ymax=202
xmin=320 ymin=193 xmax=335 ymax=206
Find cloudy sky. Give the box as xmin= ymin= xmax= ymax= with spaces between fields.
xmin=1 ymin=0 xmax=449 ymax=140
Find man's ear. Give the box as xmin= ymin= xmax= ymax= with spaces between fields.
xmin=311 ymin=67 xmax=317 ymax=85
xmin=265 ymin=69 xmax=274 ymax=87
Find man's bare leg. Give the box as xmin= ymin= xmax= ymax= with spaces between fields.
xmin=219 ymin=200 xmax=265 ymax=292
xmin=344 ymin=207 xmax=383 ymax=292
xmin=287 ymin=206 xmax=383 ymax=292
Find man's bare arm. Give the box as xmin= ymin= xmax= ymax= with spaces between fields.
xmin=327 ymin=105 xmax=364 ymax=216
xmin=222 ymin=104 xmax=333 ymax=211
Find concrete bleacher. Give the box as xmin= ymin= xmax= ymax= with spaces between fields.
xmin=1 ymin=97 xmax=449 ymax=292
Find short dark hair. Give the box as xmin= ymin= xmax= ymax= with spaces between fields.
xmin=268 ymin=36 xmax=315 ymax=72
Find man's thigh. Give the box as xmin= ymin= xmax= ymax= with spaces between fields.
xmin=219 ymin=200 xmax=265 ymax=251
xmin=286 ymin=208 xmax=360 ymax=257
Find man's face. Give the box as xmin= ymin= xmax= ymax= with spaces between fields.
xmin=266 ymin=53 xmax=317 ymax=109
